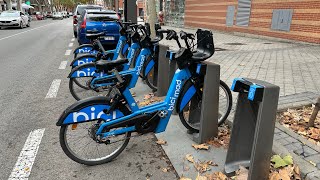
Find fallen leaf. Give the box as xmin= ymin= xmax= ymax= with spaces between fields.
xmin=131 ymin=92 xmax=136 ymax=97
xmin=269 ymin=171 xmax=281 ymax=180
xmin=294 ymin=164 xmax=300 ymax=175
xmin=278 ymin=168 xmax=291 ymax=180
xmin=185 ymin=154 xmax=194 ymax=163
xmin=282 ymin=155 xmax=293 ymax=165
xmin=196 ymin=173 xmax=208 ymax=180
xmin=180 ymin=176 xmax=192 ymax=180
xmin=235 ymin=166 xmax=248 ymax=180
xmin=156 ymin=139 xmax=167 ymax=145
xmin=238 ymin=63 xmax=245 ymax=66
xmin=162 ymin=167 xmax=169 ymax=172
xmin=192 ymin=143 xmax=210 ymax=150
xmin=205 ymin=172 xmax=228 ymax=180
xmin=194 ymin=160 xmax=213 ymax=173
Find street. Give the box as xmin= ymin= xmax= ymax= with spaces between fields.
xmin=0 ymin=19 xmax=177 ymax=180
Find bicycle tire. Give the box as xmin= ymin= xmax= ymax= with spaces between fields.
xmin=143 ymin=57 xmax=158 ymax=91
xmin=178 ymin=80 xmax=232 ymax=132
xmin=59 ymin=106 xmax=131 ymax=165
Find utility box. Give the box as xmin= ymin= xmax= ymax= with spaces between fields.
xmin=225 ymin=78 xmax=280 ymax=180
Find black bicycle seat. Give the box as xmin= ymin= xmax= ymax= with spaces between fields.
xmin=150 ymin=37 xmax=161 ymax=44
xmin=96 ymin=58 xmax=128 ymax=72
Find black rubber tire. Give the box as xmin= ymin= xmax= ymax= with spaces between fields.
xmin=178 ymin=80 xmax=232 ymax=133
xmin=74 ymin=31 xmax=78 ymax=38
xmin=143 ymin=57 xmax=157 ymax=92
xmin=59 ymin=106 xmax=131 ymax=165
xmin=69 ymin=63 xmax=96 ymax=101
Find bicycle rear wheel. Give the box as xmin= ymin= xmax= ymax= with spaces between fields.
xmin=178 ymin=80 xmax=232 ymax=132
xmin=143 ymin=57 xmax=158 ymax=91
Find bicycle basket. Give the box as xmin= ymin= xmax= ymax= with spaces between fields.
xmin=192 ymin=29 xmax=215 ymax=61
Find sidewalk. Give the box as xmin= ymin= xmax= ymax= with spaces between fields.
xmin=154 ymin=26 xmax=320 ymax=179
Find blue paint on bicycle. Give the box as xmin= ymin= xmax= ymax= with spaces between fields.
xmin=62 ymin=105 xmax=124 ymax=124
xmin=179 ymin=85 xmax=197 ymax=112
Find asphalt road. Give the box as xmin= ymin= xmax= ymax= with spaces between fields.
xmin=0 ymin=19 xmax=177 ymax=180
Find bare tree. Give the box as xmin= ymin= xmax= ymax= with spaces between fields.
xmin=148 ymin=0 xmax=157 ymax=39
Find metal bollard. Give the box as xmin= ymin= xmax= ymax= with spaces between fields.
xmin=225 ymin=78 xmax=280 ymax=180
xmin=192 ymin=62 xmax=220 ymax=143
xmin=156 ymin=45 xmax=170 ymax=96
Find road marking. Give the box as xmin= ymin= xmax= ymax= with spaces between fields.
xmin=71 ymin=38 xmax=75 ymax=41
xmin=45 ymin=79 xmax=61 ymax=98
xmin=68 ymin=43 xmax=73 ymax=47
xmin=8 ymin=128 xmax=45 ymax=180
xmin=58 ymin=61 xmax=68 ymax=69
xmin=0 ymin=24 xmax=53 ymax=41
xmin=65 ymin=50 xmax=72 ymax=56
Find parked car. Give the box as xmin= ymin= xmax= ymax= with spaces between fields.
xmin=73 ymin=4 xmax=102 ymax=38
xmin=47 ymin=12 xmax=53 ymax=18
xmin=77 ymin=9 xmax=120 ymax=45
xmin=52 ymin=12 xmax=63 ymax=20
xmin=0 ymin=10 xmax=30 ymax=29
xmin=34 ymin=12 xmax=44 ymax=20
xmin=0 ymin=11 xmax=30 ymax=29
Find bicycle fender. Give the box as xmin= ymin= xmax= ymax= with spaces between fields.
xmin=73 ymin=44 xmax=94 ymax=54
xmin=70 ymin=54 xmax=97 ymax=67
xmin=176 ymin=80 xmax=197 ymax=113
xmin=143 ymin=58 xmax=155 ymax=77
xmin=56 ymin=96 xmax=129 ymax=126
xmin=68 ymin=62 xmax=101 ymax=78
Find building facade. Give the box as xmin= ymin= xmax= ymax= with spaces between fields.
xmin=183 ymin=0 xmax=320 ymax=43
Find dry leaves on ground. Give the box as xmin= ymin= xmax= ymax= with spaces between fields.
xmin=185 ymin=154 xmax=195 ymax=163
xmin=156 ymin=139 xmax=167 ymax=145
xmin=139 ymin=93 xmax=164 ymax=106
xmin=192 ymin=143 xmax=210 ymax=150
xmin=270 ymin=154 xmax=301 ymax=180
xmin=180 ymin=176 xmax=192 ymax=180
xmin=277 ymin=106 xmax=320 ymax=145
xmin=161 ymin=167 xmax=170 ymax=172
xmin=194 ymin=160 xmax=218 ymax=173
xmin=206 ymin=124 xmax=231 ymax=148
xmin=205 ymin=172 xmax=228 ymax=180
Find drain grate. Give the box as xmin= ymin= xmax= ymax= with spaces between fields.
xmin=225 ymin=42 xmax=246 ymax=45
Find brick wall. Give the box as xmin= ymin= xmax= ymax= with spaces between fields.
xmin=184 ymin=0 xmax=320 ymax=44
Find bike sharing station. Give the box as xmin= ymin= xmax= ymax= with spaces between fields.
xmin=62 ymin=3 xmax=282 ymax=177
xmin=150 ymin=36 xmax=280 ymax=178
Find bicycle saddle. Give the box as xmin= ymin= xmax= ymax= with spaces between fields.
xmin=190 ymin=29 xmax=214 ymax=62
xmin=95 ymin=58 xmax=128 ymax=72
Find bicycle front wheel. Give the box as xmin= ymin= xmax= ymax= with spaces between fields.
xmin=59 ymin=120 xmax=131 ymax=166
xmin=178 ymin=80 xmax=232 ymax=132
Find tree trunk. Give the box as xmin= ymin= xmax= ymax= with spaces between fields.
xmin=17 ymin=0 xmax=22 ymax=11
xmin=5 ymin=0 xmax=12 ymax=10
xmin=308 ymin=97 xmax=320 ymax=128
xmin=148 ymin=0 xmax=157 ymax=39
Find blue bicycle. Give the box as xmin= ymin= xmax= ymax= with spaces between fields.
xmin=68 ymin=25 xmax=159 ymax=100
xmin=70 ymin=22 xmax=135 ymax=68
xmin=57 ymin=29 xmax=232 ymax=165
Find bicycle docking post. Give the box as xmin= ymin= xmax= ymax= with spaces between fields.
xmin=156 ymin=45 xmax=177 ymax=97
xmin=192 ymin=62 xmax=220 ymax=143
xmin=224 ymin=78 xmax=280 ymax=180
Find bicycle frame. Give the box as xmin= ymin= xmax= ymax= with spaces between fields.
xmin=90 ymin=47 xmax=151 ymax=89
xmin=69 ymin=41 xmax=141 ymax=80
xmin=71 ymin=35 xmax=129 ymax=67
xmin=96 ymin=67 xmax=192 ymax=137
